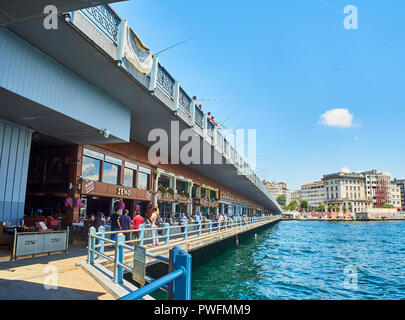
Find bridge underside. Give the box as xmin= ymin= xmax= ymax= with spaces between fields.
xmin=0 ymin=0 xmax=126 ymax=26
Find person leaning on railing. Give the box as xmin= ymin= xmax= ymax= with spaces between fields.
xmin=149 ymin=206 xmax=159 ymax=246
xmin=180 ymin=213 xmax=187 ymax=233
xmin=132 ymin=211 xmax=144 ymax=241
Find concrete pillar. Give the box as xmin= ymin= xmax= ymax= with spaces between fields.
xmin=153 ymin=171 xmax=160 ymax=206
xmin=0 ymin=119 xmax=32 ymax=225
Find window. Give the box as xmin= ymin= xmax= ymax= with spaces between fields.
xmin=82 ymin=155 xmax=101 ymax=181
xmin=123 ymin=168 xmax=136 ymax=187
xmin=138 ymin=167 xmax=151 ymax=190
xmin=138 ymin=172 xmax=150 ymax=190
xmin=103 ymin=162 xmax=120 ymax=185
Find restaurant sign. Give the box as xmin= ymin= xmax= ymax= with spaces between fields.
xmin=132 ymin=246 xmax=146 ymax=286
xmin=117 ymin=188 xmax=131 ymax=196
xmin=14 ymin=230 xmax=68 ymax=257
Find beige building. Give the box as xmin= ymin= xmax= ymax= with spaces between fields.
xmin=264 ymin=181 xmax=299 ymax=206
xmin=362 ymin=170 xmax=391 ymax=208
xmin=323 ymin=170 xmax=367 ymax=214
xmin=300 ymin=181 xmax=325 ymax=209
xmin=389 ymin=183 xmax=402 ymax=208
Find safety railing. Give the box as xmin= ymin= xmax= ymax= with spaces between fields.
xmin=88 ymin=216 xmax=273 ymax=260
xmin=195 ymin=105 xmax=204 ymax=128
xmin=157 ymin=63 xmax=176 ymax=98
xmin=87 ymin=228 xmax=192 ymax=300
xmin=179 ymin=87 xmax=192 ymax=115
xmin=80 ymin=5 xmax=121 ymax=44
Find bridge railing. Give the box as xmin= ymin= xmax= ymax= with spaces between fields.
xmin=95 ymin=215 xmax=272 ymax=249
xmin=87 ymin=216 xmax=275 ymax=299
xmin=88 ymin=227 xmax=192 ymax=300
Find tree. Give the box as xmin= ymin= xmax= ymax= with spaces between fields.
xmin=327 ymin=204 xmax=334 ymax=213
xmin=276 ymin=194 xmax=287 ymax=206
xmin=382 ymin=203 xmax=394 ymax=209
xmin=317 ymin=203 xmax=325 ymax=212
xmin=287 ymin=200 xmax=297 ymax=211
xmin=342 ymin=205 xmax=347 ymax=213
xmin=348 ymin=204 xmax=353 ymax=212
xmin=300 ymin=200 xmax=309 ymax=212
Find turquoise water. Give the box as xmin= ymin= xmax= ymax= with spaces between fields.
xmin=146 ymin=220 xmax=405 ymax=300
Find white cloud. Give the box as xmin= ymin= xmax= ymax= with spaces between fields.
xmin=319 ymin=108 xmax=354 ymax=128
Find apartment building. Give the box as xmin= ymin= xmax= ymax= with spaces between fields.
xmin=323 ymin=170 xmax=367 ymax=213
xmin=389 ymin=182 xmax=402 ymax=209
xmin=392 ymin=179 xmax=405 ymax=209
xmin=300 ymin=181 xmax=325 ymax=209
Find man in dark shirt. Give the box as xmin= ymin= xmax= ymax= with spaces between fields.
xmin=110 ymin=209 xmax=121 ymax=241
xmin=120 ymin=209 xmax=132 ymax=241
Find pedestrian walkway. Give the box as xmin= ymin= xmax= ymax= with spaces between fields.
xmin=0 ymin=246 xmax=113 ymax=300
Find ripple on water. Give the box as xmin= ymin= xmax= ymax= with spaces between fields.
xmin=189 ymin=221 xmax=405 ymax=300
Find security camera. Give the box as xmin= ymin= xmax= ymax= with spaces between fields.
xmin=103 ymin=129 xmax=110 ymax=139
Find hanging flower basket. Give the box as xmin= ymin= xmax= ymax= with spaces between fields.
xmin=64 ymin=197 xmax=73 ymax=208
xmin=75 ymin=198 xmax=83 ymax=208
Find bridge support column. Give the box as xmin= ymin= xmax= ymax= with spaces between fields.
xmin=0 ymin=119 xmax=32 ymax=226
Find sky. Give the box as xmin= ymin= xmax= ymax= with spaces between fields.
xmin=111 ymin=0 xmax=405 ymax=190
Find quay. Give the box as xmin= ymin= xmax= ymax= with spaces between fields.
xmin=0 ymin=216 xmax=280 ymax=300
xmin=81 ymin=216 xmax=281 ymax=300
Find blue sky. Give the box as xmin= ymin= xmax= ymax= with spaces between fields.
xmin=111 ymin=0 xmax=405 ymax=190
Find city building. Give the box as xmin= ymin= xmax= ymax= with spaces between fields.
xmin=300 ymin=181 xmax=325 ymax=209
xmin=392 ymin=179 xmax=405 ymax=209
xmin=389 ymin=182 xmax=402 ymax=209
xmin=361 ymin=170 xmax=392 ymax=208
xmin=263 ymin=181 xmax=287 ymax=198
xmin=264 ymin=181 xmax=299 ymax=206
xmin=323 ymin=169 xmax=367 ymax=214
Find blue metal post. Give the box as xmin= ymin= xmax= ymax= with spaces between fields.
xmin=139 ymin=224 xmax=145 ymax=246
xmin=184 ymin=224 xmax=188 ymax=240
xmin=88 ymin=227 xmax=96 ymax=265
xmin=98 ymin=226 xmax=105 ymax=256
xmin=173 ymin=250 xmax=192 ymax=300
xmin=114 ymin=233 xmax=125 ymax=284
xmin=168 ymin=246 xmax=181 ymax=299
xmin=198 ymin=222 xmax=202 ymax=237
xmin=164 ymin=223 xmax=170 ymax=245
xmin=209 ymin=220 xmax=212 ymax=234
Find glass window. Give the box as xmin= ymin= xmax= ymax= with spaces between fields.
xmin=138 ymin=172 xmax=150 ymax=190
xmin=103 ymin=162 xmax=120 ymax=185
xmin=82 ymin=156 xmax=101 ymax=181
xmin=123 ymin=167 xmax=136 ymax=188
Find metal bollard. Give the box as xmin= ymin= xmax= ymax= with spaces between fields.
xmin=114 ymin=233 xmax=125 ymax=284
xmin=88 ymin=227 xmax=96 ymax=265
xmin=139 ymin=224 xmax=145 ymax=246
xmin=98 ymin=226 xmax=105 ymax=256
xmin=164 ymin=223 xmax=170 ymax=245
xmin=168 ymin=246 xmax=192 ymax=300
xmin=198 ymin=223 xmax=202 ymax=237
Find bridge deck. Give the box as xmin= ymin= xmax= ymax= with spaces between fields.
xmin=100 ymin=217 xmax=280 ymax=270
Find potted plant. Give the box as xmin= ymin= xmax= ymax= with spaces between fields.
xmin=158 ymin=185 xmax=167 ymax=197
xmin=167 ymin=188 xmax=175 ymax=197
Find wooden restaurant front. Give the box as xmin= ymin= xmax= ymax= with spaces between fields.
xmin=76 ymin=146 xmax=154 ymax=220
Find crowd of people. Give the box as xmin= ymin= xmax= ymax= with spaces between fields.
xmin=84 ymin=201 xmax=270 ymax=246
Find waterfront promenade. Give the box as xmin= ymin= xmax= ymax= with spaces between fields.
xmin=0 ymin=216 xmax=280 ymax=300
xmin=0 ymin=246 xmax=113 ymax=300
